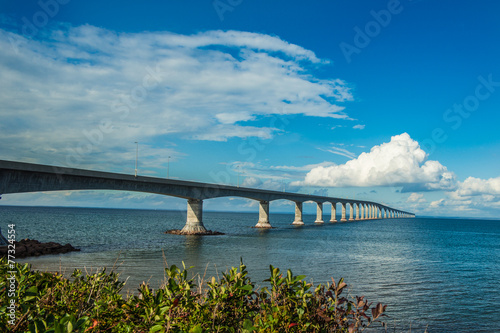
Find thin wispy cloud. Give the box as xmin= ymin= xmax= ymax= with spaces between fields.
xmin=0 ymin=25 xmax=353 ymax=171
xmin=319 ymin=146 xmax=357 ymax=159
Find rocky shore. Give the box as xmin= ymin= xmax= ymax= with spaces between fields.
xmin=0 ymin=239 xmax=80 ymax=258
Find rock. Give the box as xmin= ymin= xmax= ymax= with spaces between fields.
xmin=165 ymin=229 xmax=225 ymax=236
xmin=0 ymin=239 xmax=80 ymax=259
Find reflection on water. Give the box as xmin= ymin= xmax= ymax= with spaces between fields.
xmin=1 ymin=206 xmax=500 ymax=332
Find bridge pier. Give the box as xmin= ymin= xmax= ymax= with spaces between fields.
xmin=255 ymin=200 xmax=272 ymax=228
xmin=180 ymin=199 xmax=208 ymax=234
xmin=349 ymin=203 xmax=354 ymax=221
xmin=292 ymin=202 xmax=304 ymax=225
xmin=315 ymin=202 xmax=324 ymax=223
xmin=330 ymin=203 xmax=337 ymax=222
xmin=340 ymin=203 xmax=347 ymax=222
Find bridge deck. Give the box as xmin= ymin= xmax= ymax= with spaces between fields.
xmin=0 ymin=160 xmax=414 ymax=234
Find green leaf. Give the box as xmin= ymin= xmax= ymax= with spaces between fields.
xmin=26 ymin=286 xmax=39 ymax=295
xmin=189 ymin=324 xmax=203 ymax=333
xmin=238 ymin=284 xmax=253 ymax=292
xmin=242 ymin=319 xmax=256 ymax=332
xmin=76 ymin=317 xmax=89 ymax=328
xmin=150 ymin=324 xmax=164 ymax=333
xmin=66 ymin=321 xmax=73 ymax=333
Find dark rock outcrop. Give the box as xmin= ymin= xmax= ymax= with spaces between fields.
xmin=165 ymin=229 xmax=224 ymax=236
xmin=0 ymin=238 xmax=80 ymax=258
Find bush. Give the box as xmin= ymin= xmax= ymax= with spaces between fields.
xmin=0 ymin=258 xmax=386 ymax=332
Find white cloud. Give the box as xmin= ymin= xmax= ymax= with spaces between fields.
xmin=455 ymin=176 xmax=500 ymax=197
xmin=294 ymin=133 xmax=456 ymax=191
xmin=270 ymin=162 xmax=337 ymax=172
xmin=319 ymin=146 xmax=356 ymax=159
xmin=241 ymin=177 xmax=263 ymax=188
xmin=0 ymin=25 xmax=352 ymax=168
xmin=353 ymin=124 xmax=365 ymax=130
xmin=425 ymin=176 xmax=500 ymax=216
xmin=407 ymin=193 xmax=426 ymax=203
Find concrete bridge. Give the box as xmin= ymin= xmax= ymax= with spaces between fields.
xmin=0 ymin=160 xmax=414 ymax=234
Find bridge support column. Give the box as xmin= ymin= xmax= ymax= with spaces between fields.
xmin=330 ymin=203 xmax=337 ymax=222
xmin=341 ymin=203 xmax=347 ymax=222
xmin=355 ymin=203 xmax=360 ymax=220
xmin=360 ymin=204 xmax=364 ymax=220
xmin=292 ymin=202 xmax=304 ymax=225
xmin=349 ymin=203 xmax=354 ymax=221
xmin=255 ymin=201 xmax=272 ymax=228
xmin=180 ymin=199 xmax=207 ymax=234
xmin=315 ymin=202 xmax=324 ymax=223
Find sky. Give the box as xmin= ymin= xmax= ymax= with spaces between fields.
xmin=1 ymin=0 xmax=499 ymax=218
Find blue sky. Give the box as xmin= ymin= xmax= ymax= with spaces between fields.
xmin=1 ymin=0 xmax=499 ymax=217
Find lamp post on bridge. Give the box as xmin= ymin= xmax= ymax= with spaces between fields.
xmin=237 ymin=165 xmax=241 ymax=188
xmin=134 ymin=141 xmax=138 ymax=177
xmin=167 ymin=156 xmax=171 ymax=179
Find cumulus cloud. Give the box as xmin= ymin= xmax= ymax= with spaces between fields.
xmin=295 ymin=133 xmax=456 ymax=191
xmin=353 ymin=124 xmax=365 ymax=130
xmin=455 ymin=176 xmax=500 ymax=197
xmin=426 ymin=176 xmax=500 ymax=216
xmin=0 ymin=25 xmax=352 ymax=168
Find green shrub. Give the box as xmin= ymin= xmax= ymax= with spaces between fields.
xmin=0 ymin=257 xmax=386 ymax=332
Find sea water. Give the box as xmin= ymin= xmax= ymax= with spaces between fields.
xmin=1 ymin=205 xmax=499 ymax=332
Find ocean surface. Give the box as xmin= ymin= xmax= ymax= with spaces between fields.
xmin=1 ymin=205 xmax=499 ymax=332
